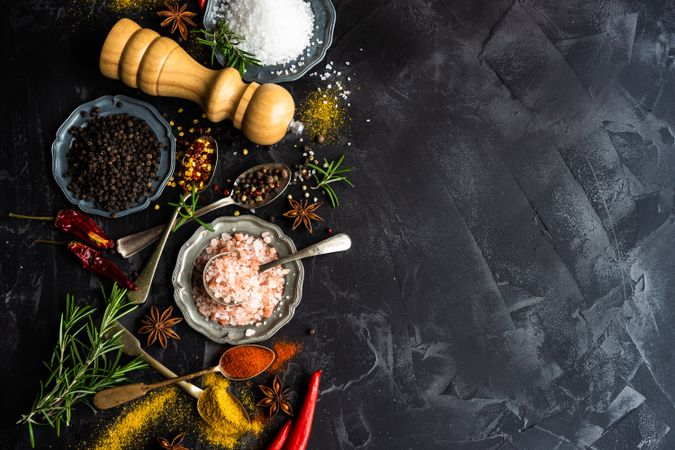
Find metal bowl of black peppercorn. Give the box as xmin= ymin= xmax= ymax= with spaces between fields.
xmin=51 ymin=95 xmax=176 ymax=218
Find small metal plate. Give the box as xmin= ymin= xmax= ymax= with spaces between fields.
xmin=172 ymin=215 xmax=304 ymax=344
xmin=51 ymin=95 xmax=176 ymax=218
xmin=203 ymin=0 xmax=336 ymax=83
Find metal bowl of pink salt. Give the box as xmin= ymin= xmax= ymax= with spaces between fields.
xmin=201 ymin=234 xmax=289 ymax=307
xmin=172 ymin=215 xmax=303 ymax=344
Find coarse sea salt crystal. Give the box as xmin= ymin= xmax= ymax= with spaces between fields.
xmin=217 ymin=0 xmax=315 ymax=66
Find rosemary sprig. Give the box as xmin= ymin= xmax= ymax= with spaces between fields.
xmin=192 ymin=20 xmax=260 ymax=74
xmin=307 ymin=155 xmax=355 ymax=207
xmin=18 ymin=284 xmax=147 ymax=448
xmin=168 ymin=185 xmax=215 ymax=232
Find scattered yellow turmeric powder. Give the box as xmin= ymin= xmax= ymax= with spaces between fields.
xmin=69 ymin=0 xmax=163 ymax=18
xmin=298 ymin=87 xmax=348 ymax=142
xmin=84 ymin=374 xmax=266 ymax=449
xmin=238 ymin=382 xmax=257 ymax=410
xmin=88 ymin=387 xmax=184 ymax=450
xmin=197 ymin=373 xmax=264 ymax=449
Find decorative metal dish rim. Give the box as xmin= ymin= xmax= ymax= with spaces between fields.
xmin=51 ymin=95 xmax=176 ymax=218
xmin=203 ymin=0 xmax=336 ymax=84
xmin=172 ymin=215 xmax=304 ymax=344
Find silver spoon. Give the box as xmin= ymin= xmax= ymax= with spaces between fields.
xmin=116 ymin=162 xmax=291 ymax=258
xmin=127 ymin=136 xmax=219 ymax=304
xmin=202 ymin=233 xmax=352 ymax=305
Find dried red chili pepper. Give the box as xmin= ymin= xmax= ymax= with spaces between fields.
xmin=283 ymin=370 xmax=321 ymax=450
xmin=56 ymin=210 xmax=114 ymax=249
xmin=267 ymin=419 xmax=292 ymax=450
xmin=9 ymin=210 xmax=114 ymax=249
xmin=67 ymin=241 xmax=138 ymax=291
xmin=199 ymin=0 xmax=207 ymax=10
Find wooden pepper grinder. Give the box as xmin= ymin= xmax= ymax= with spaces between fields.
xmin=100 ymin=18 xmax=301 ymax=145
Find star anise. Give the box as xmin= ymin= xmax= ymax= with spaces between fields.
xmin=157 ymin=1 xmax=197 ymax=41
xmin=138 ymin=305 xmax=182 ymax=349
xmin=257 ymin=375 xmax=293 ymax=418
xmin=157 ymin=432 xmax=189 ymax=450
xmin=282 ymin=198 xmax=324 ymax=233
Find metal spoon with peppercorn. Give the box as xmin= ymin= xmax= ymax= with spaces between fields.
xmin=127 ymin=136 xmax=219 ymax=304
xmin=116 ymin=163 xmax=291 ymax=258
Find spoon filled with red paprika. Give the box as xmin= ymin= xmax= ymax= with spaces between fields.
xmin=93 ymin=344 xmax=275 ymax=410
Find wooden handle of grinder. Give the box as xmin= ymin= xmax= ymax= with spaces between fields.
xmin=99 ymin=18 xmax=295 ymax=145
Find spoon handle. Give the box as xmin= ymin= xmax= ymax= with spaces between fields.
xmin=113 ymin=322 xmax=204 ymax=399
xmin=93 ymin=366 xmax=217 ymax=410
xmin=259 ymin=233 xmax=352 ymax=272
xmin=127 ymin=200 xmax=184 ymax=304
xmin=116 ymin=196 xmax=236 ymax=258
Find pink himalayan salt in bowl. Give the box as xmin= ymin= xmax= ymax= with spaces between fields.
xmin=195 ymin=232 xmax=289 ymax=327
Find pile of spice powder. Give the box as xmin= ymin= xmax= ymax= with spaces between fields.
xmin=298 ymin=86 xmax=348 ymax=142
xmin=219 ymin=345 xmax=275 ymax=378
xmin=198 ymin=373 xmax=264 ymax=448
xmin=268 ymin=339 xmax=303 ymax=372
xmin=89 ymin=387 xmax=187 ymax=450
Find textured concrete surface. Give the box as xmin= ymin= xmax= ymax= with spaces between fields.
xmin=2 ymin=0 xmax=675 ymax=449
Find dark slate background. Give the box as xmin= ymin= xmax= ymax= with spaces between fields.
xmin=2 ymin=0 xmax=675 ymax=449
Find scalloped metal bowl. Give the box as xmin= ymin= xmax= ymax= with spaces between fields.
xmin=51 ymin=95 xmax=176 ymax=218
xmin=172 ymin=215 xmax=304 ymax=344
xmin=203 ymin=0 xmax=336 ymax=83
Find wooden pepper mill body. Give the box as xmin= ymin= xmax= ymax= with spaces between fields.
xmin=100 ymin=18 xmax=295 ymax=145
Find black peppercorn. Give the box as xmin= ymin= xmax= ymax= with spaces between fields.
xmin=66 ymin=112 xmax=161 ymax=212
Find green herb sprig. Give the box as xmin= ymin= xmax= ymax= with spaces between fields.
xmin=307 ymin=155 xmax=355 ymax=207
xmin=18 ymin=285 xmax=147 ymax=448
xmin=168 ymin=185 xmax=215 ymax=232
xmin=192 ymin=20 xmax=260 ymax=74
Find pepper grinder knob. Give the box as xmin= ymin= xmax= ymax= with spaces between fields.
xmin=99 ymin=18 xmax=296 ymax=146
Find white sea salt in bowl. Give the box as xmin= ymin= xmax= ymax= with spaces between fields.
xmin=203 ymin=0 xmax=336 ymax=83
xmin=172 ymin=216 xmax=304 ymax=344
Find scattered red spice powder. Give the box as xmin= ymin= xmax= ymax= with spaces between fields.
xmin=219 ymin=345 xmax=274 ymax=379
xmin=267 ymin=339 xmax=303 ymax=372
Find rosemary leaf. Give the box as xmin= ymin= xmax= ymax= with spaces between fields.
xmin=192 ymin=20 xmax=260 ymax=75
xmin=169 ymin=186 xmax=215 ymax=232
xmin=308 ymin=155 xmax=355 ymax=208
xmin=17 ymin=285 xmax=147 ymax=448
